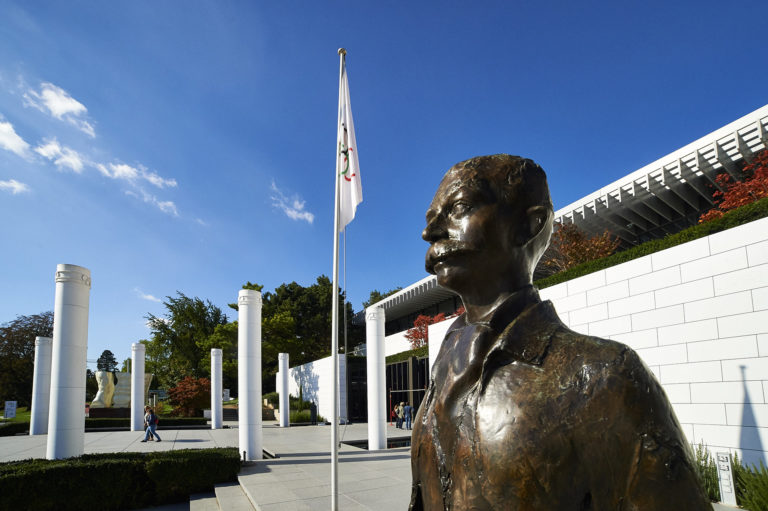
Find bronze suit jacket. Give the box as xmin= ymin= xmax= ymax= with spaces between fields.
xmin=409 ymin=288 xmax=710 ymax=510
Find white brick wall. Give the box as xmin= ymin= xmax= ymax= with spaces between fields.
xmin=547 ymin=217 xmax=768 ymax=465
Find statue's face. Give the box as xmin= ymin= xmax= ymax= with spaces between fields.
xmin=423 ymin=164 xmax=526 ymax=294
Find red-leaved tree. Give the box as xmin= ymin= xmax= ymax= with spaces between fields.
xmin=699 ymin=149 xmax=768 ymax=223
xmin=538 ymin=222 xmax=620 ymax=276
xmin=404 ymin=313 xmax=446 ymax=350
xmin=168 ymin=376 xmax=211 ymax=417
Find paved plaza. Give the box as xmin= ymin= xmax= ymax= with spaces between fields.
xmin=0 ymin=422 xmax=735 ymax=510
xmin=0 ymin=421 xmax=414 ymax=510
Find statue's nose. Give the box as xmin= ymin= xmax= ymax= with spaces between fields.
xmin=422 ymin=218 xmax=445 ymax=242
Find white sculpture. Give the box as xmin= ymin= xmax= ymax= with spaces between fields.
xmin=112 ymin=373 xmax=131 ymax=408
xmin=90 ymin=371 xmax=115 ymax=408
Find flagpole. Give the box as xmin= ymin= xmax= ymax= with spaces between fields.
xmin=330 ymin=46 xmax=346 ymax=511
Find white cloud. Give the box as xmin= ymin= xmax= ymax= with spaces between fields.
xmin=126 ymin=188 xmax=179 ymax=217
xmin=0 ymin=118 xmax=31 ymax=158
xmin=24 ymin=82 xmax=95 ymax=137
xmin=270 ymin=180 xmax=315 ymax=224
xmin=0 ymin=179 xmax=30 ymax=194
xmin=134 ymin=287 xmax=162 ymax=303
xmin=194 ymin=218 xmax=208 ymax=227
xmin=143 ymin=170 xmax=177 ymax=189
xmin=95 ymin=161 xmax=176 ymax=189
xmin=34 ymin=138 xmax=85 ymax=173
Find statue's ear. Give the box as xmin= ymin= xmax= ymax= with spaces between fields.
xmin=526 ymin=205 xmax=549 ymax=240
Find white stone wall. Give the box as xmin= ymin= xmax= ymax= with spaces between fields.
xmin=537 ymin=217 xmax=768 ymax=466
xmin=285 ymin=355 xmax=347 ymax=423
xmin=428 ymin=319 xmax=454 ymax=370
xmin=383 ymin=330 xmax=412 ymax=357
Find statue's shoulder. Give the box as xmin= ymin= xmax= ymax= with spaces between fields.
xmin=557 ymin=327 xmax=647 ymax=371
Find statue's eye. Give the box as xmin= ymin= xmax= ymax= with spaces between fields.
xmin=449 ymin=201 xmax=471 ymax=217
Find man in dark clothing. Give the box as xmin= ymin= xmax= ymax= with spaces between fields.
xmin=404 ymin=402 xmax=413 ymax=430
xmin=409 ymin=154 xmax=710 ymax=510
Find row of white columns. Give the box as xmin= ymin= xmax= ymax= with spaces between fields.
xmin=30 ymin=264 xmax=386 ymax=459
xmin=28 ymin=266 xmax=266 ymax=462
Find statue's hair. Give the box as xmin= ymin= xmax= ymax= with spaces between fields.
xmin=450 ymin=154 xmax=552 ymax=212
xmin=448 ymin=154 xmax=554 ymax=265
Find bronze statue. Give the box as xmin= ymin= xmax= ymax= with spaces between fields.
xmin=409 ymin=155 xmax=710 ymax=510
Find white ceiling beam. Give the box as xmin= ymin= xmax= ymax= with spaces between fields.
xmin=714 ymin=140 xmax=742 ymax=180
xmin=678 ymin=158 xmax=715 ymax=205
xmin=647 ymin=172 xmax=686 ymax=216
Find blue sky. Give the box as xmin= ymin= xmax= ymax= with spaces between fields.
xmin=0 ymin=1 xmax=766 ymax=366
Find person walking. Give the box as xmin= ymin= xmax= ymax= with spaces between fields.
xmin=142 ymin=405 xmax=155 ymax=441
xmin=404 ymin=402 xmax=413 ymax=430
xmin=396 ymin=402 xmax=405 ymax=429
xmin=141 ymin=407 xmax=161 ymax=442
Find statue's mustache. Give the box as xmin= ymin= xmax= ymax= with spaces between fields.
xmin=425 ymin=242 xmax=479 ymax=272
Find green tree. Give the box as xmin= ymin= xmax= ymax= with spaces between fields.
xmin=0 ymin=311 xmax=54 ymax=407
xmin=85 ymin=369 xmax=98 ymax=402
xmin=231 ymin=276 xmax=360 ymax=393
xmin=197 ymin=321 xmax=238 ymax=393
xmin=96 ymin=349 xmax=118 ymax=372
xmin=143 ymin=292 xmax=228 ymax=388
xmin=227 ymin=281 xmax=264 ymax=311
xmin=362 ymin=287 xmax=402 ymax=308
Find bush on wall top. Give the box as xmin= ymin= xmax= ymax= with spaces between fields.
xmin=534 ymin=196 xmax=768 ymax=290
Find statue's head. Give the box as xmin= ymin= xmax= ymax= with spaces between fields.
xmin=422 ymin=154 xmax=553 ymax=297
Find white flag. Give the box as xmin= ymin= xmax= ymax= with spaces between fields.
xmin=336 ymin=62 xmax=362 ymax=231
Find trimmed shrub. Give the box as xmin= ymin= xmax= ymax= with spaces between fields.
xmin=289 ymin=409 xmax=326 ymax=423
xmin=145 ymin=449 xmax=241 ymax=503
xmin=0 ymin=422 xmax=29 ymax=436
xmin=0 ymin=448 xmax=240 ymax=510
xmin=84 ymin=417 xmax=207 ymax=429
xmin=386 ymin=345 xmax=429 ymax=364
xmin=535 ymin=196 xmax=768 ymax=290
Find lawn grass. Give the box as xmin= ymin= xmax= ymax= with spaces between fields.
xmin=0 ymin=406 xmax=31 ymax=423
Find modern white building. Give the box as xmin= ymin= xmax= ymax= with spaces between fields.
xmin=286 ymin=104 xmax=768 ymax=464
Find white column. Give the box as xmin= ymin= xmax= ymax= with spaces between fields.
xmin=130 ymin=343 xmax=146 ymax=431
xmin=46 ymin=264 xmax=91 ymax=460
xmin=30 ymin=336 xmax=53 ymax=435
xmin=238 ymin=289 xmax=262 ymax=461
xmin=278 ymin=353 xmax=289 ymax=427
xmin=366 ymin=306 xmax=386 ymax=450
xmin=211 ymin=348 xmax=223 ymax=429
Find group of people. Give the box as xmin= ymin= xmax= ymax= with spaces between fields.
xmin=140 ymin=405 xmax=161 ymax=442
xmin=393 ymin=401 xmax=413 ymax=430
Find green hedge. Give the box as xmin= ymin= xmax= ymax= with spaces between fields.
xmin=386 ymin=345 xmax=429 ymax=364
xmin=0 ymin=422 xmax=29 ymax=436
xmin=85 ymin=417 xmax=207 ymax=428
xmin=289 ymin=410 xmax=326 ymax=423
xmin=0 ymin=448 xmax=240 ymax=510
xmin=1 ymin=417 xmax=208 ymax=436
xmin=535 ymin=196 xmax=768 ymax=290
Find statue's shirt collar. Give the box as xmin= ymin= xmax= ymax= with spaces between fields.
xmin=447 ymin=286 xmax=563 ymax=390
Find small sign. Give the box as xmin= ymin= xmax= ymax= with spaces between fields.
xmin=717 ymin=452 xmax=737 ymax=506
xmin=3 ymin=401 xmax=17 ymax=419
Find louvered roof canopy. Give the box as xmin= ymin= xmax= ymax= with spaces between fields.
xmin=554 ymin=105 xmax=768 ymax=246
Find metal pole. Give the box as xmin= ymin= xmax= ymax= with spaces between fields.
xmin=343 ymin=228 xmax=348 ymax=423
xmin=329 ymin=47 xmax=346 ymax=511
